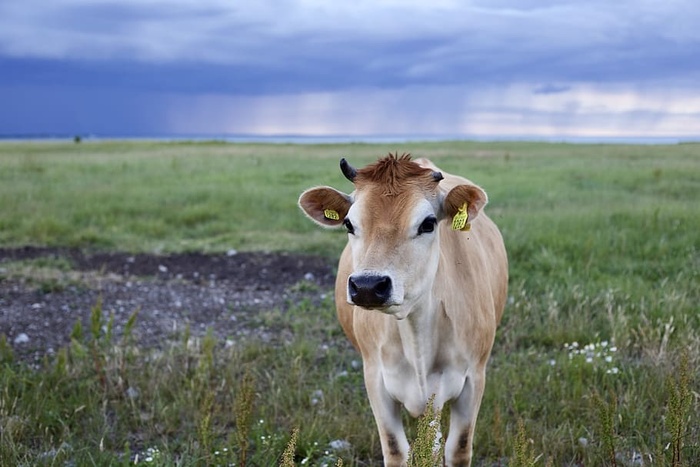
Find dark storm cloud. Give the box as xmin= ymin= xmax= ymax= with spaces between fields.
xmin=2 ymin=1 xmax=699 ymax=95
xmin=1 ymin=1 xmax=699 ymax=136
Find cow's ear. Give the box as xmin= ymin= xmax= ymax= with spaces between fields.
xmin=298 ymin=186 xmax=352 ymax=228
xmin=442 ymin=184 xmax=488 ymax=230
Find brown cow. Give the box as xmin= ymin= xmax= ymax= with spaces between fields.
xmin=298 ymin=153 xmax=508 ymax=466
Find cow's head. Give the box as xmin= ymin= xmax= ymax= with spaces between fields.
xmin=299 ymin=153 xmax=487 ymax=319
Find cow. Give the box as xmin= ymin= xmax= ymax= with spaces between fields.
xmin=298 ymin=153 xmax=508 ymax=467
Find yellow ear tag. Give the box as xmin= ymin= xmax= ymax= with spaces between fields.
xmin=452 ymin=202 xmax=470 ymax=231
xmin=323 ymin=209 xmax=340 ymax=220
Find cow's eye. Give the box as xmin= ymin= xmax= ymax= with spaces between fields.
xmin=417 ymin=216 xmax=437 ymax=235
xmin=343 ymin=218 xmax=355 ymax=235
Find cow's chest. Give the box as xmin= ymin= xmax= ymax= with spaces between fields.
xmin=381 ymin=347 xmax=469 ymax=417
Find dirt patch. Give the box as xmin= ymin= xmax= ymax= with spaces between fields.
xmin=0 ymin=247 xmax=337 ymax=364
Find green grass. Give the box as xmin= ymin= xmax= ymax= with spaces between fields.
xmin=0 ymin=140 xmax=699 ymax=465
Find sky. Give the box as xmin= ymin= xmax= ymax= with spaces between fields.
xmin=1 ymin=0 xmax=699 ymax=139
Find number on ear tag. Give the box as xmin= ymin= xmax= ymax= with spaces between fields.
xmin=324 ymin=209 xmax=340 ymax=220
xmin=452 ymin=202 xmax=469 ymax=231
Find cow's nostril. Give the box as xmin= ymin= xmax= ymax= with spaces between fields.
xmin=374 ymin=276 xmax=391 ymax=297
xmin=348 ymin=277 xmax=359 ymax=297
xmin=348 ymin=274 xmax=392 ymax=308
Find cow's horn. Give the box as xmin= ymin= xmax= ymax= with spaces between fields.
xmin=340 ymin=158 xmax=357 ymax=182
xmin=432 ymin=171 xmax=444 ymax=182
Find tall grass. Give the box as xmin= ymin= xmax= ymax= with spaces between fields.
xmin=0 ymin=140 xmax=698 ymax=465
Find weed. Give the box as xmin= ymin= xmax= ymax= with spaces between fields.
xmin=0 ymin=334 xmax=13 ymax=364
xmin=511 ymin=419 xmax=539 ymax=467
xmin=409 ymin=395 xmax=444 ymax=466
xmin=280 ymin=427 xmax=299 ymax=467
xmin=594 ymin=392 xmax=618 ymax=467
xmin=491 ymin=405 xmax=506 ymax=459
xmin=235 ymin=368 xmax=256 ymax=467
xmin=665 ymin=352 xmax=693 ymax=467
xmin=88 ymin=298 xmax=108 ymax=388
xmin=197 ymin=390 xmax=215 ymax=461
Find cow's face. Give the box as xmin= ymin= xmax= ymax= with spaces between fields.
xmin=342 ymin=186 xmax=441 ymax=318
xmin=299 ymin=154 xmax=487 ymax=319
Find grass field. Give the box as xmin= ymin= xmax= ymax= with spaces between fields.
xmin=1 ymin=140 xmax=698 ymax=466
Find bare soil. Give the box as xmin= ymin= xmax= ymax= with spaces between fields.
xmin=0 ymin=247 xmax=336 ymax=364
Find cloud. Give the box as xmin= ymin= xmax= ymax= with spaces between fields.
xmin=1 ymin=0 xmax=699 ymax=136
xmin=532 ymin=84 xmax=571 ymax=95
xmin=2 ymin=0 xmax=700 ymax=94
xmin=158 ymin=82 xmax=700 ymax=137
xmin=0 ymin=83 xmax=173 ymax=135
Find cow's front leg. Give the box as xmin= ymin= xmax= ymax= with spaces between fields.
xmin=444 ymin=368 xmax=486 ymax=467
xmin=364 ymin=369 xmax=409 ymax=466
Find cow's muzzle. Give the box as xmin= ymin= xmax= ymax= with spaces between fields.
xmin=348 ymin=274 xmax=393 ymax=308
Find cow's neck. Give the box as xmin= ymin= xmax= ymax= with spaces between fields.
xmin=391 ymin=294 xmax=463 ymax=416
xmin=396 ymin=294 xmax=441 ymax=390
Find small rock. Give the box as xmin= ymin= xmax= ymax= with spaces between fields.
xmin=578 ymin=437 xmax=588 ymax=447
xmin=310 ymin=389 xmax=324 ymax=406
xmin=158 ymin=265 xmax=168 ymax=273
xmin=329 ymin=439 xmax=352 ymax=451
xmin=226 ymin=249 xmax=238 ymax=256
xmin=630 ymin=450 xmax=644 ymax=465
xmin=14 ymin=333 xmax=30 ymax=345
xmin=304 ymin=272 xmax=315 ymax=281
xmin=126 ymin=387 xmax=140 ymax=399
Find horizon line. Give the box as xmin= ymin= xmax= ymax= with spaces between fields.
xmin=2 ymin=132 xmax=700 ymax=145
